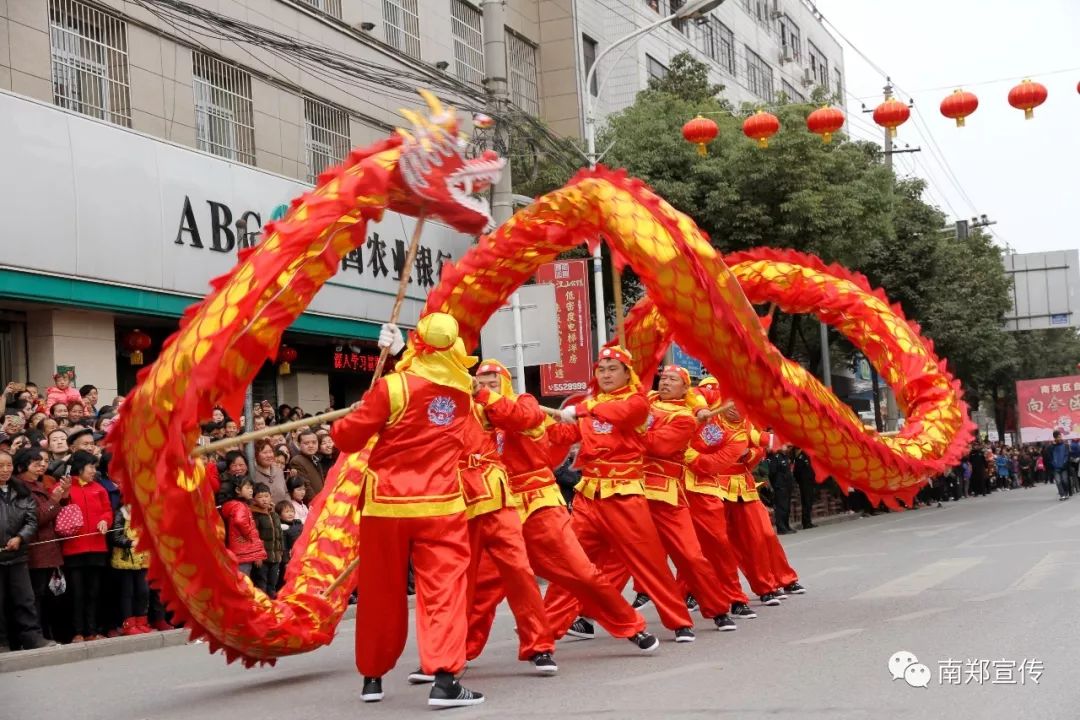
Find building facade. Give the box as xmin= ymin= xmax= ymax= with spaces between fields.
xmin=0 ymin=0 xmax=549 ymax=407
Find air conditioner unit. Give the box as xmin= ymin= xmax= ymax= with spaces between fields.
xmin=778 ymin=50 xmax=793 ymax=64
xmin=801 ymin=68 xmax=813 ymax=87
xmin=771 ymin=10 xmax=784 ymax=19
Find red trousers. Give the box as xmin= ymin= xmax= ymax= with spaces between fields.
xmin=683 ymin=492 xmax=749 ymax=605
xmin=545 ymin=495 xmax=692 ymax=631
xmin=468 ymin=505 xmax=645 ymax=653
xmin=617 ymin=498 xmax=731 ymax=618
xmin=354 ymin=513 xmax=469 ymax=677
xmin=466 ymin=507 xmax=554 ymax=661
xmin=725 ymin=500 xmax=799 ymax=596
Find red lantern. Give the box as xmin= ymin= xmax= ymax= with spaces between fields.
xmin=872 ymin=96 xmax=910 ymax=138
xmin=278 ymin=346 xmax=298 ymax=375
xmin=939 ymin=89 xmax=979 ymax=127
xmin=1008 ymin=79 xmax=1047 ymax=119
xmin=681 ymin=115 xmax=719 ymax=156
xmin=742 ymin=110 xmax=780 ymax=149
xmin=123 ymin=329 xmax=152 ymax=366
xmin=806 ymin=105 xmax=845 ymax=143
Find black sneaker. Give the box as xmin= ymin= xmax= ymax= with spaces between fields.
xmin=674 ymin=626 xmax=696 ymax=643
xmin=785 ymin=581 xmax=807 ymax=595
xmin=428 ymin=680 xmax=485 ymax=708
xmin=714 ymin=614 xmax=737 ymax=631
xmin=407 ymin=668 xmax=434 ymax=684
xmin=773 ymin=588 xmax=789 ymax=599
xmin=361 ymin=676 xmax=384 ymax=702
xmin=566 ymin=617 xmax=595 ymax=639
xmin=759 ymin=593 xmax=781 ymax=606
xmin=629 ymin=631 xmax=660 ymax=652
xmin=731 ymin=602 xmax=758 ymax=619
xmin=531 ymin=652 xmax=558 ymax=674
xmin=685 ymin=594 xmax=699 ymax=613
xmin=631 ymin=592 xmax=652 ymax=609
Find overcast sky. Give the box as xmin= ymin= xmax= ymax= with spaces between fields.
xmin=813 ymin=0 xmax=1080 ymax=255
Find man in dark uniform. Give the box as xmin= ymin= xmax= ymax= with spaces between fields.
xmin=968 ymin=441 xmax=988 ymax=497
xmin=767 ymin=445 xmax=796 ymax=534
xmin=792 ymin=447 xmax=817 ymax=529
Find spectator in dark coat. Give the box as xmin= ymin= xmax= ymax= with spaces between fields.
xmin=288 ymin=430 xmax=324 ymax=504
xmin=0 ymin=450 xmax=54 ymax=651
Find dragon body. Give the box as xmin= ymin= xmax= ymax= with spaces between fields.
xmin=109 ymin=101 xmax=972 ymax=666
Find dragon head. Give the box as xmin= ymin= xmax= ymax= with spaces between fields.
xmin=395 ymin=90 xmax=506 ymax=235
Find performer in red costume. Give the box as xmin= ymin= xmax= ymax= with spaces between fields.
xmin=468 ymin=359 xmax=656 ymax=652
xmin=682 ymin=385 xmax=759 ymax=620
xmin=614 ymin=365 xmax=739 ymax=632
xmin=697 ymin=377 xmax=806 ymax=606
xmin=408 ymin=385 xmax=557 ymax=682
xmin=545 ymin=347 xmax=696 ymax=642
xmin=330 ymin=314 xmax=484 ymax=708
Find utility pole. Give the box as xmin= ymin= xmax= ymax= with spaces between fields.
xmin=863 ymin=79 xmax=920 ymax=432
xmin=481 ymin=1 xmax=526 ymax=393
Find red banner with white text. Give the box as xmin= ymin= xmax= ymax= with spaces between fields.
xmin=538 ymin=259 xmax=593 ymax=397
xmin=1015 ymin=375 xmax=1080 ymax=442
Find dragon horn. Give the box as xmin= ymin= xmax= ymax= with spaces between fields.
xmin=418 ymin=88 xmax=450 ymax=118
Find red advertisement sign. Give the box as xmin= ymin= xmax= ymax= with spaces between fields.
xmin=537 ymin=259 xmax=593 ymax=397
xmin=1016 ymin=375 xmax=1080 ymax=442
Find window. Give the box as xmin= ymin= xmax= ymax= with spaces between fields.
xmin=192 ymin=53 xmax=255 ymax=165
xmin=753 ymin=0 xmax=771 ymax=28
xmin=781 ymin=80 xmax=805 ymax=103
xmin=646 ymin=0 xmax=660 ymax=11
xmin=744 ymin=47 xmax=773 ymax=101
xmin=48 ymin=0 xmax=131 ymax=127
xmin=646 ymin=54 xmax=668 ymax=82
xmin=808 ymin=40 xmax=829 ymax=89
xmin=506 ymin=31 xmax=539 ymax=116
xmin=297 ymin=0 xmax=342 ymax=18
xmin=669 ymin=0 xmax=689 ymax=34
xmin=700 ymin=16 xmax=734 ymax=74
xmin=834 ymin=67 xmax=844 ymax=100
xmin=383 ymin=0 xmax=420 ymax=59
xmin=779 ymin=15 xmax=801 ymax=62
xmin=451 ymin=0 xmax=484 ymax=86
xmin=582 ymin=35 xmax=598 ymax=97
xmin=304 ymin=97 xmax=350 ymax=183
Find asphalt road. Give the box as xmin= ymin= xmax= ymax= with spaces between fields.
xmin=8 ymin=484 xmax=1080 ymax=719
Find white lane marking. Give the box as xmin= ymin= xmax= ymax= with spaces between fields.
xmin=959 ymin=502 xmax=1067 ymax=549
xmin=853 ymin=557 xmax=984 ymax=599
xmin=605 ymin=662 xmax=720 ymax=686
xmin=1055 ymin=513 xmax=1080 ymax=528
xmin=813 ymin=565 xmax=857 ymax=577
xmin=799 ymin=552 xmax=887 ymax=561
xmin=881 ymin=521 xmax=972 ymax=538
xmin=885 ymin=606 xmax=953 ymax=623
xmin=790 ymin=629 xmax=864 ymax=645
xmin=969 ymin=550 xmax=1080 ymax=601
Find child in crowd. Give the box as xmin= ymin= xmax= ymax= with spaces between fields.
xmin=45 ymin=371 xmax=81 ymax=413
xmin=220 ymin=478 xmax=266 ymax=579
xmin=275 ymin=500 xmax=304 ymax=592
xmin=110 ymin=503 xmax=153 ymax=635
xmin=286 ymin=476 xmax=309 ymax=523
xmin=250 ymin=484 xmax=283 ymax=597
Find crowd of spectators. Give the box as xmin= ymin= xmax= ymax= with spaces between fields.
xmin=0 ymin=373 xmax=336 ymax=653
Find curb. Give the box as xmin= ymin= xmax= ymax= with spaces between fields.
xmin=0 ymin=601 xmax=381 ymax=673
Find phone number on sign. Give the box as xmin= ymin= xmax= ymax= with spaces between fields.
xmin=548 ymin=382 xmax=587 ymax=392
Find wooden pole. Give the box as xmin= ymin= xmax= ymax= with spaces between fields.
xmin=320 ymin=213 xmax=428 ymax=598
xmin=612 ymin=267 xmax=627 ymax=349
xmin=193 ymin=407 xmax=354 ymax=457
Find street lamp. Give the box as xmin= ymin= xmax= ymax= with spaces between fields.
xmin=583 ymin=0 xmax=726 ymax=345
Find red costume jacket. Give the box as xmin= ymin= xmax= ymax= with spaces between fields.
xmin=61 ymin=479 xmax=113 ymax=557
xmin=460 ymin=403 xmax=514 ymax=520
xmin=642 ymin=395 xmax=697 ymax=507
xmin=473 ymin=389 xmax=565 ymax=520
xmin=331 ymin=371 xmax=470 ymax=518
xmin=547 ymin=386 xmax=650 ymax=500
xmin=221 ymin=499 xmax=268 ymax=564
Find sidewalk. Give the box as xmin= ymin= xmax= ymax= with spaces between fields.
xmin=0 ymin=603 xmax=366 ymax=674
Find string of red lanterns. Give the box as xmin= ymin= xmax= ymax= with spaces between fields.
xmin=742 ymin=110 xmax=780 ymax=148
xmin=1007 ymin=79 xmax=1048 ymax=119
xmin=939 ymin=89 xmax=979 ymax=127
xmin=278 ymin=345 xmax=298 ymax=375
xmin=681 ymin=115 xmax=719 ymax=155
xmin=123 ymin=329 xmax=152 ymax=366
xmin=806 ymin=105 xmax=845 ymax=143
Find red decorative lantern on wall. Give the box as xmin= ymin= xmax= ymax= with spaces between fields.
xmin=123 ymin=329 xmax=152 ymax=366
xmin=742 ymin=110 xmax=780 ymax=149
xmin=681 ymin=115 xmax=719 ymax=156
xmin=806 ymin=105 xmax=845 ymax=143
xmin=278 ymin=346 xmax=298 ymax=375
xmin=1008 ymin=79 xmax=1047 ymax=119
xmin=872 ymin=96 xmax=910 ymax=138
xmin=939 ymin=89 xmax=979 ymax=127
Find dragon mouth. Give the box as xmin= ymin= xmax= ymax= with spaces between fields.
xmin=447 ymin=156 xmax=506 ymax=227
